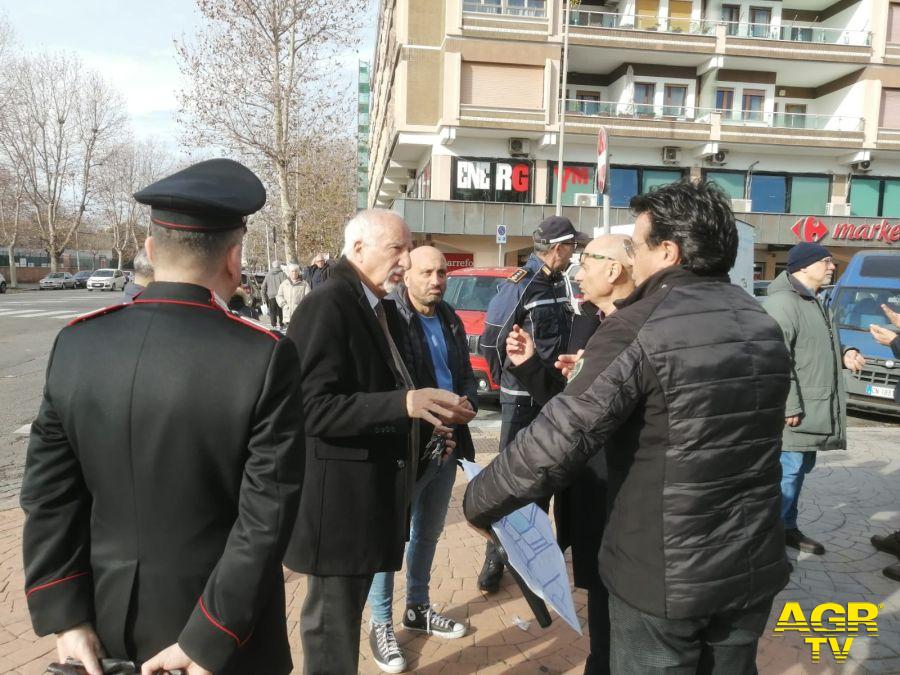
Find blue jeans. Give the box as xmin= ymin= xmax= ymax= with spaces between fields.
xmin=780 ymin=451 xmax=817 ymax=530
xmin=368 ymin=453 xmax=458 ymax=623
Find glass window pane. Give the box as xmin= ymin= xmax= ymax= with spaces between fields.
xmin=610 ymin=168 xmax=639 ymax=207
xmin=789 ymin=176 xmax=829 ymax=215
xmin=548 ymin=162 xmax=596 ymax=205
xmin=750 ymin=175 xmax=787 ymax=213
xmin=882 ymin=180 xmax=900 ymax=217
xmin=850 ymin=178 xmax=881 ymax=217
xmin=706 ymin=171 xmax=745 ymax=199
xmin=642 ymin=169 xmax=683 ymax=193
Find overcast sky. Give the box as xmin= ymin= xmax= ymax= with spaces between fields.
xmin=1 ymin=1 xmax=377 ymax=153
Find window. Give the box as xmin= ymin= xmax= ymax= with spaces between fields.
xmin=609 ymin=166 xmax=684 ymax=207
xmin=783 ymin=104 xmax=807 ymax=129
xmin=750 ymin=174 xmax=787 ymax=213
xmin=445 ymin=275 xmax=505 ymax=312
xmin=633 ymin=83 xmax=655 ymax=117
xmin=667 ymin=0 xmax=692 ymax=32
xmin=716 ymin=88 xmax=734 ymax=112
xmin=548 ymin=162 xmax=596 ymax=205
xmin=742 ymin=90 xmax=766 ymax=122
xmin=880 ymin=89 xmax=900 ymax=129
xmin=663 ymin=85 xmax=687 ymax=117
xmin=642 ymin=169 xmax=683 ymax=192
xmin=889 ymin=4 xmax=900 ymax=44
xmin=850 ymin=177 xmax=900 ymax=218
xmin=451 ymin=158 xmax=532 ymax=203
xmin=789 ymin=176 xmax=830 ymax=215
xmin=749 ymin=7 xmax=772 ymax=38
xmin=705 ymin=171 xmax=745 ymax=200
xmin=721 ymin=4 xmax=740 ymax=35
xmin=575 ymin=92 xmax=602 ymax=116
xmin=834 ymin=288 xmax=900 ymax=332
xmin=460 ymin=62 xmax=544 ymax=109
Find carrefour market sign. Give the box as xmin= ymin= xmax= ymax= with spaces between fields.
xmin=792 ymin=216 xmax=900 ymax=245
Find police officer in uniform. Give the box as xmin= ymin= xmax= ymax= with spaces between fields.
xmin=477 ymin=215 xmax=588 ymax=592
xmin=20 ymin=159 xmax=304 ymax=675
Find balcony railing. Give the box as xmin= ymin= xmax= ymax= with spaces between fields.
xmin=563 ymin=100 xmax=864 ymax=132
xmin=565 ymin=10 xmax=871 ymax=46
xmin=721 ymin=20 xmax=871 ymax=45
xmin=568 ymin=10 xmax=716 ymax=35
xmin=462 ymin=1 xmax=547 ymax=18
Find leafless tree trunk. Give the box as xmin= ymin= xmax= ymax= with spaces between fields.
xmin=0 ymin=169 xmax=27 ymax=288
xmin=176 ymin=0 xmax=361 ymax=263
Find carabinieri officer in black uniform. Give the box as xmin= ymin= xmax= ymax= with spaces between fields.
xmin=20 ymin=159 xmax=305 ymax=675
xmin=477 ymin=215 xmax=588 ymax=593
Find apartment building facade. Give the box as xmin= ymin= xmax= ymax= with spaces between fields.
xmin=366 ymin=0 xmax=900 ymax=276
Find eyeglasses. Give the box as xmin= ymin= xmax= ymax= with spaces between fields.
xmin=580 ymin=252 xmax=617 ymax=264
xmin=622 ymin=238 xmax=647 ymax=258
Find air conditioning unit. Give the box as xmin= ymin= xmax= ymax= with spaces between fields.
xmin=574 ymin=193 xmax=598 ymax=207
xmin=706 ymin=150 xmax=727 ymax=166
xmin=508 ymin=138 xmax=531 ymax=157
xmin=851 ymin=160 xmax=872 ymax=173
xmin=662 ymin=146 xmax=680 ymax=165
xmin=731 ymin=199 xmax=752 ymax=212
xmin=827 ymin=202 xmax=851 ymax=216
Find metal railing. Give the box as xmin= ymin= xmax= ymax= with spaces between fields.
xmin=568 ymin=9 xmax=716 ymax=35
xmin=562 ymin=99 xmax=864 ymax=132
xmin=720 ymin=20 xmax=871 ymax=45
xmin=565 ymin=10 xmax=871 ymax=46
xmin=462 ymin=0 xmax=547 ymax=18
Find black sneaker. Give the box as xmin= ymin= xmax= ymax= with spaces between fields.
xmin=872 ymin=531 xmax=900 ymax=559
xmin=884 ymin=562 xmax=900 ymax=582
xmin=478 ymin=557 xmax=504 ymax=593
xmin=402 ymin=603 xmax=466 ymax=639
xmin=785 ymin=528 xmax=825 ymax=555
xmin=369 ymin=621 xmax=406 ymax=673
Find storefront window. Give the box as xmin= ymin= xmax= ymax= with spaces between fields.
xmin=705 ymin=171 xmax=745 ymax=200
xmin=850 ymin=178 xmax=881 ymax=217
xmin=883 ymin=180 xmax=900 ymax=218
xmin=610 ymin=168 xmax=639 ymax=207
xmin=789 ymin=176 xmax=829 ymax=215
xmin=750 ymin=175 xmax=787 ymax=213
xmin=642 ymin=169 xmax=683 ymax=193
xmin=547 ymin=162 xmax=596 ymax=205
xmin=451 ymin=157 xmax=532 ymax=203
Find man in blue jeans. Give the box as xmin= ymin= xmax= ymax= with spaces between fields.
xmin=368 ymin=246 xmax=478 ymax=673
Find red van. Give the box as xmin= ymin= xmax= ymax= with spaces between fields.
xmin=445 ymin=266 xmax=518 ymax=396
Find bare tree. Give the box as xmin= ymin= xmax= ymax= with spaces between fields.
xmin=176 ymin=0 xmax=362 ymax=263
xmin=0 ymin=167 xmax=29 ymax=287
xmin=0 ymin=52 xmax=127 ymax=271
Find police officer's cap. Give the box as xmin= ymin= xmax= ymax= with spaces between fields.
xmin=134 ymin=158 xmax=266 ymax=232
xmin=533 ymin=216 xmax=591 ymax=246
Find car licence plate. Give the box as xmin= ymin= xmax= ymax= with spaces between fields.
xmin=865 ymin=384 xmax=895 ymax=399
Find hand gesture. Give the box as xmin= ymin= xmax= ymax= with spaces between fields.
xmin=56 ymin=624 xmax=105 ymax=675
xmin=870 ymin=323 xmax=898 ymax=347
xmin=506 ymin=324 xmax=535 ymax=367
xmin=554 ymin=349 xmax=584 ymax=379
xmin=881 ymin=304 xmax=900 ymax=329
xmin=785 ymin=415 xmax=802 ymax=428
xmin=407 ymin=388 xmax=466 ymax=432
xmin=142 ymin=642 xmax=211 ymax=675
xmin=842 ymin=349 xmax=866 ymax=373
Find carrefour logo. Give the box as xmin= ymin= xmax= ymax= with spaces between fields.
xmin=792 ymin=216 xmax=900 ymax=244
xmin=791 ymin=216 xmax=829 ymax=243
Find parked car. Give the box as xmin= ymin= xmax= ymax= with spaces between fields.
xmin=39 ymin=272 xmax=76 ymax=290
xmin=72 ymin=270 xmax=93 ymax=289
xmin=830 ymin=251 xmax=900 ymax=416
xmin=753 ymin=280 xmax=771 ymax=298
xmin=0 ymin=271 xmax=6 ymax=293
xmin=87 ymin=268 xmax=127 ymax=292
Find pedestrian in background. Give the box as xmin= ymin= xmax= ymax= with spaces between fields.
xmin=477 ymin=215 xmax=588 ymax=593
xmin=262 ymin=260 xmax=286 ymax=330
xmin=465 ymin=180 xmax=792 ymax=674
xmin=763 ymin=242 xmax=865 ymax=556
xmin=503 ymin=233 xmax=635 ymax=675
xmin=123 ymin=247 xmax=153 ymax=303
xmin=869 ymin=302 xmax=900 ymax=581
xmin=367 ymin=246 xmax=476 ymax=673
xmin=306 ymin=253 xmax=331 ymax=290
xmin=276 ymin=263 xmax=311 ymax=325
xmin=284 ymin=210 xmax=470 ymax=675
xmin=21 ymin=159 xmax=304 ymax=675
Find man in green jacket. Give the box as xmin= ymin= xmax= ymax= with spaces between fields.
xmin=763 ymin=242 xmax=866 ymax=555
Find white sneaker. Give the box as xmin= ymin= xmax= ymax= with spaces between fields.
xmin=369 ymin=620 xmax=407 ymax=673
xmin=402 ymin=603 xmax=467 ymax=639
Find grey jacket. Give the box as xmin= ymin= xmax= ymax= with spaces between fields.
xmin=261 ymin=269 xmax=286 ymax=301
xmin=762 ymin=271 xmax=848 ymax=452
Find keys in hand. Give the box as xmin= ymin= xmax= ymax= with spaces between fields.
xmin=406 ymin=389 xmax=475 ymax=432
xmin=55 ymin=624 xmax=105 ymax=675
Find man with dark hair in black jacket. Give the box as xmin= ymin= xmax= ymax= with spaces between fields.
xmin=464 ymin=180 xmax=792 ymax=674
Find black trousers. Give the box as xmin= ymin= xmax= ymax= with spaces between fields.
xmin=609 ymin=593 xmax=774 ymax=675
xmin=300 ymin=574 xmax=374 ymax=675
xmin=266 ymin=298 xmax=283 ymax=327
xmin=484 ymin=399 xmax=546 ymax=567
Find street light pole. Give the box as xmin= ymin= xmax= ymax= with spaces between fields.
xmin=555 ymin=0 xmax=573 ymax=216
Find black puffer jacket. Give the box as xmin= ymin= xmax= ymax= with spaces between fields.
xmin=464 ymin=267 xmax=791 ymax=619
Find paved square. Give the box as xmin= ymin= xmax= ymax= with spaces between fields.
xmin=0 ymin=424 xmax=897 ymax=674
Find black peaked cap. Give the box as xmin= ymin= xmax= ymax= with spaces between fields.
xmin=134 ymin=158 xmax=266 ymax=231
